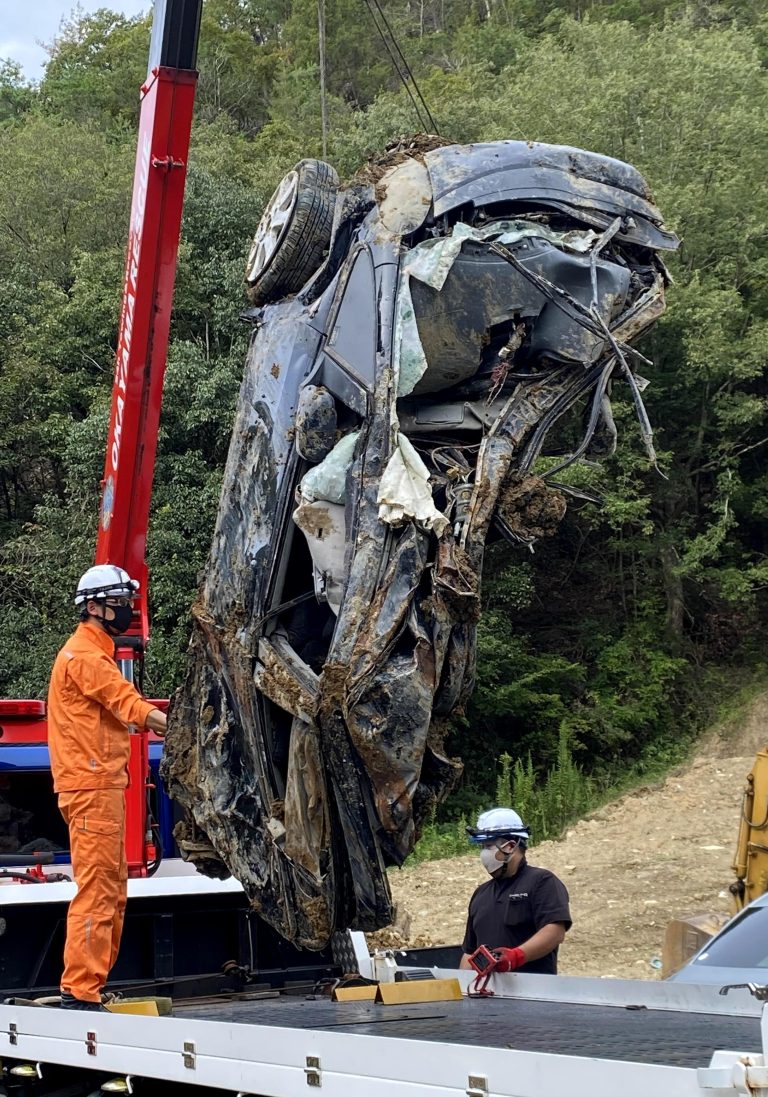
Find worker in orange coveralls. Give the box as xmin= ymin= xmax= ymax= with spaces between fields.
xmin=47 ymin=565 xmax=167 ymax=1012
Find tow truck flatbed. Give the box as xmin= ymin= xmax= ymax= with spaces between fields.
xmin=2 ymin=970 xmax=766 ymax=1097
xmin=177 ymin=993 xmax=759 ymax=1070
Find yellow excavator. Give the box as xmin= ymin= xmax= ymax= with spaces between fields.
xmin=730 ymin=746 xmax=768 ymax=909
xmin=663 ymin=747 xmax=768 ymax=976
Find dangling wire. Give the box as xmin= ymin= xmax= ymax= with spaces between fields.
xmin=488 ymin=240 xmax=662 ymax=474
xmin=541 ymin=357 xmax=616 ymax=481
xmin=360 ymin=0 xmax=440 ymax=134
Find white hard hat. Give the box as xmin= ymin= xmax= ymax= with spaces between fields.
xmin=74 ymin=564 xmax=139 ymax=606
xmin=467 ymin=807 xmax=530 ymax=844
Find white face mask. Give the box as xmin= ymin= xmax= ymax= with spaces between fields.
xmin=480 ymin=847 xmax=505 ymax=875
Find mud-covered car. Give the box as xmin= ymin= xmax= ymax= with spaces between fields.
xmin=162 ymin=138 xmax=679 ymax=948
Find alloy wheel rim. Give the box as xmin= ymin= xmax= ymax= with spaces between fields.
xmin=246 ymin=171 xmax=300 ymax=283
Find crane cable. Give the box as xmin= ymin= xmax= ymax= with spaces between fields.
xmin=360 ymin=0 xmax=440 ymax=134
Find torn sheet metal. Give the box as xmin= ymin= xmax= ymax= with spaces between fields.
xmin=162 ymin=138 xmax=679 ymax=950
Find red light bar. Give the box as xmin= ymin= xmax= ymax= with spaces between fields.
xmin=0 ymin=700 xmax=46 ymax=718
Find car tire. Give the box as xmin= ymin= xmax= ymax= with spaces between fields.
xmin=245 ymin=159 xmax=339 ymax=304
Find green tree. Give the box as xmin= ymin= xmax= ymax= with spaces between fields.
xmin=40 ymin=9 xmax=150 ymax=128
xmin=0 ymin=60 xmax=34 ymax=123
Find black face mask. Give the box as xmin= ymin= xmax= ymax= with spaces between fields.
xmin=101 ymin=603 xmax=133 ymax=637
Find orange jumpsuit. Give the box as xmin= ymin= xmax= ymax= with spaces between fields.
xmin=48 ymin=621 xmax=155 ymax=1003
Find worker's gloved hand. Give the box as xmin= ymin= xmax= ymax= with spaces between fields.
xmin=490 ymin=947 xmax=526 ymax=972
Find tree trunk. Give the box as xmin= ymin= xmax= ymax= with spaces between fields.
xmin=659 ymin=540 xmax=685 ymax=644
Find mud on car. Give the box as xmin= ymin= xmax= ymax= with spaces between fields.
xmin=162 ymin=137 xmax=679 ymax=948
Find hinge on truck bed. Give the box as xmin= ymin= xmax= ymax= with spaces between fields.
xmin=304 ymin=1056 xmax=322 ymax=1087
xmin=699 ymin=1056 xmax=768 ymax=1093
xmin=86 ymin=1031 xmax=97 ymax=1056
xmin=467 ymin=1077 xmax=488 ymax=1097
xmin=8 ymin=1022 xmax=17 ymax=1046
xmin=183 ymin=1041 xmax=196 ymax=1069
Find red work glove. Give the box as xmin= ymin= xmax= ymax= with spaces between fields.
xmin=491 ymin=947 xmax=526 ymax=972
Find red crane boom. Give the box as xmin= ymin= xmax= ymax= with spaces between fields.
xmin=94 ymin=0 xmax=203 ymax=874
xmin=96 ymin=0 xmax=202 ymax=650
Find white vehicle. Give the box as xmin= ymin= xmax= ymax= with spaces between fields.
xmin=669 ymin=892 xmax=768 ymax=988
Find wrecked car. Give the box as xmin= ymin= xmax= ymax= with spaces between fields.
xmin=162 ymin=138 xmax=679 ymax=949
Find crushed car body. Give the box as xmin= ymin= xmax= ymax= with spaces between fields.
xmin=161 ymin=138 xmax=679 ymax=948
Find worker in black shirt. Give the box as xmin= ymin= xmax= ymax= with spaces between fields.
xmin=460 ymin=807 xmax=571 ymax=975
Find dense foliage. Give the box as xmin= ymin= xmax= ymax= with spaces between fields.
xmin=2 ymin=0 xmax=767 ymax=818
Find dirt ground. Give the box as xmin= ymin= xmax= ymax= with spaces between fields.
xmin=369 ymin=691 xmax=768 ymax=979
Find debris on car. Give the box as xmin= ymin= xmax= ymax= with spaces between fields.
xmin=161 ymin=138 xmax=679 ymax=949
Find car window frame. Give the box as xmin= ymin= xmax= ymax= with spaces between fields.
xmin=324 ymin=244 xmax=378 ymax=392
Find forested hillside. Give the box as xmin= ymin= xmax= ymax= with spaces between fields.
xmin=2 ymin=0 xmax=767 ymax=817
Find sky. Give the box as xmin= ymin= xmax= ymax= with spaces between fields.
xmin=0 ymin=0 xmax=151 ymax=80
